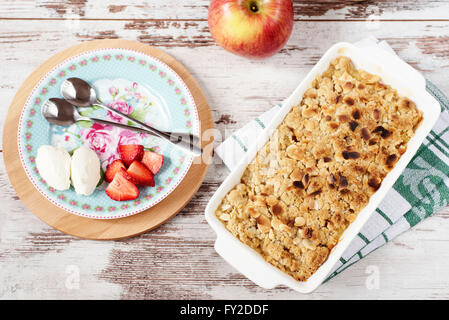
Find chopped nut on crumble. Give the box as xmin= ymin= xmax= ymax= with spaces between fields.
xmin=215 ymin=56 xmax=422 ymax=282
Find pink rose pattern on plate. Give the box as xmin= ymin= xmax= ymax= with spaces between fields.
xmin=78 ymin=82 xmax=152 ymax=168
xmin=106 ymin=100 xmax=134 ymax=124
xmin=80 ymin=122 xmax=144 ymax=168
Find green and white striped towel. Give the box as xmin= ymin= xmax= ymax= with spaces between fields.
xmin=214 ymin=38 xmax=449 ymax=281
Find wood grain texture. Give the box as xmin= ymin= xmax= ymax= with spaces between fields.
xmin=1 ymin=0 xmax=449 ymax=20
xmin=1 ymin=0 xmax=449 ymax=299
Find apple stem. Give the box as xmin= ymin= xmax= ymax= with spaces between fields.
xmin=249 ymin=2 xmax=259 ymax=13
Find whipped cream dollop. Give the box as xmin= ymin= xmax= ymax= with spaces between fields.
xmin=70 ymin=146 xmax=101 ymax=196
xmin=36 ymin=145 xmax=71 ymax=191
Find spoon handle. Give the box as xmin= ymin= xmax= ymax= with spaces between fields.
xmin=93 ymin=102 xmax=202 ymax=157
xmin=84 ymin=117 xmax=153 ymax=135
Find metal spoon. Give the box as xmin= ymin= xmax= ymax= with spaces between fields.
xmin=42 ymin=98 xmax=162 ymax=135
xmin=61 ymin=77 xmax=202 ymax=157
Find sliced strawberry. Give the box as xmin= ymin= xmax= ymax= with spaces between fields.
xmin=118 ymin=144 xmax=144 ymax=167
xmin=105 ymin=168 xmax=139 ymax=201
xmin=105 ymin=159 xmax=126 ymax=183
xmin=141 ymin=151 xmax=164 ymax=175
xmin=127 ymin=161 xmax=155 ymax=187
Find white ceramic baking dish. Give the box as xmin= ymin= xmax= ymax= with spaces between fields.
xmin=205 ymin=42 xmax=441 ymax=293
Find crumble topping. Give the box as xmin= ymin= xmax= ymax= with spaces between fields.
xmin=215 ymin=56 xmax=423 ymax=281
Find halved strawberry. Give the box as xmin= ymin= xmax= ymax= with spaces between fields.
xmin=118 ymin=144 xmax=144 ymax=167
xmin=141 ymin=151 xmax=164 ymax=175
xmin=127 ymin=161 xmax=155 ymax=187
xmin=105 ymin=168 xmax=139 ymax=201
xmin=105 ymin=159 xmax=126 ymax=183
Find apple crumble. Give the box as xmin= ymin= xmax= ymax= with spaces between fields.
xmin=215 ymin=56 xmax=423 ymax=281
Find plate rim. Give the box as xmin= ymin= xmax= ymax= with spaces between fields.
xmin=17 ymin=47 xmax=200 ymax=219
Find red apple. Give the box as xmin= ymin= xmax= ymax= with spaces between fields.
xmin=208 ymin=0 xmax=294 ymax=59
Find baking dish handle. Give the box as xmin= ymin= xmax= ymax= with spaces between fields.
xmin=215 ymin=235 xmax=286 ymax=289
xmin=355 ymin=43 xmax=426 ymax=90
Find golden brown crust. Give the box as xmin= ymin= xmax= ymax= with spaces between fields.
xmin=215 ymin=56 xmax=423 ymax=281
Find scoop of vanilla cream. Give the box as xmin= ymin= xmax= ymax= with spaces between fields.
xmin=36 ymin=145 xmax=71 ymax=191
xmin=70 ymin=146 xmax=101 ymax=196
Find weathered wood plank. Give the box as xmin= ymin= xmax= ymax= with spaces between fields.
xmin=1 ymin=152 xmax=449 ymax=299
xmin=1 ymin=0 xmax=449 ymax=20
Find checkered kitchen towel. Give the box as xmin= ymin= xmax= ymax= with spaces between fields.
xmin=215 ymin=38 xmax=449 ymax=281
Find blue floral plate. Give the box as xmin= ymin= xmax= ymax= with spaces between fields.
xmin=18 ymin=49 xmax=199 ymax=219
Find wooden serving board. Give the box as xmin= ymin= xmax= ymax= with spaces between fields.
xmin=2 ymin=39 xmax=213 ymax=240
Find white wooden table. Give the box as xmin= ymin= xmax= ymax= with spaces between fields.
xmin=1 ymin=0 xmax=449 ymax=299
